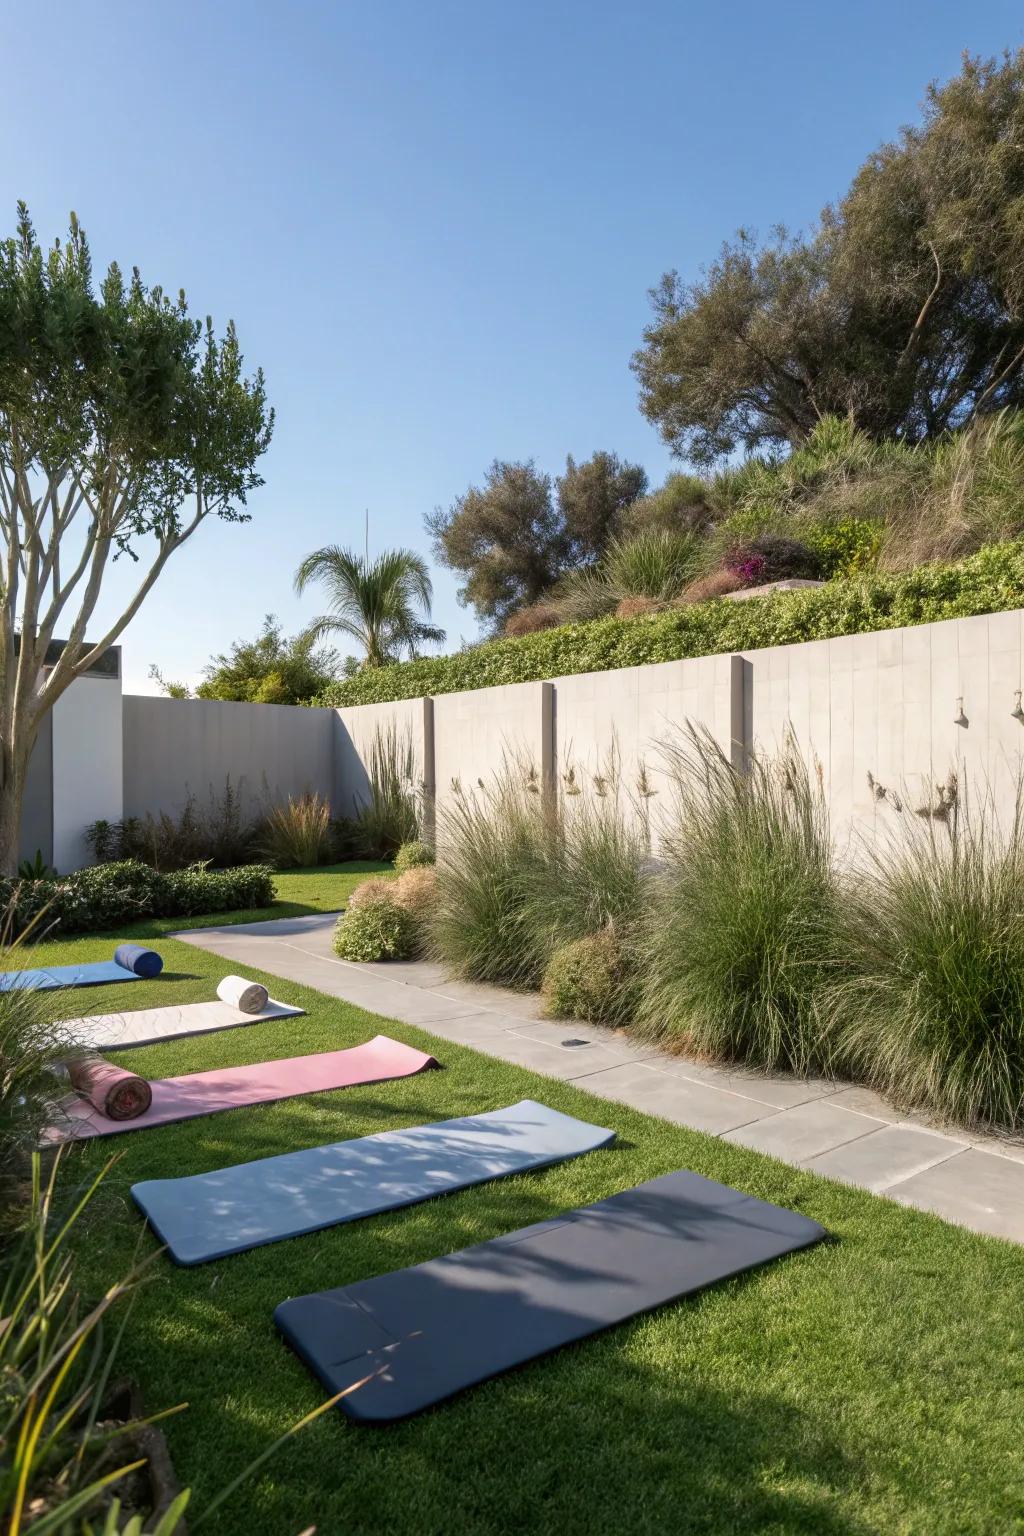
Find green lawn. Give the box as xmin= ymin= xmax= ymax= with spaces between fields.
xmin=13 ymin=870 xmax=1024 ymax=1536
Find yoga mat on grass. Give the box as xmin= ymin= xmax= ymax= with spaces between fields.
xmin=56 ymin=995 xmax=304 ymax=1052
xmin=67 ymin=1056 xmax=152 ymax=1120
xmin=275 ymin=1170 xmax=826 ymax=1423
xmin=132 ymin=1100 xmax=615 ymax=1265
xmin=0 ymin=952 xmax=160 ymax=993
xmin=44 ymin=1035 xmax=438 ymax=1144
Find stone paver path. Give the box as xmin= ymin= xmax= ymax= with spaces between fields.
xmin=177 ymin=913 xmax=1024 ymax=1244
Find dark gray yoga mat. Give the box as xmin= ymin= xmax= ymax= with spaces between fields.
xmin=275 ymin=1170 xmax=826 ymax=1422
xmin=133 ymin=1100 xmax=615 ymax=1265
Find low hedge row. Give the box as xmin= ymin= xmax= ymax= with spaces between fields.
xmin=0 ymin=859 xmax=276 ymax=937
xmin=314 ymin=539 xmax=1024 ymax=707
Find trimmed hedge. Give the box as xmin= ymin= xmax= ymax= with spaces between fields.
xmin=0 ymin=859 xmax=276 ymax=937
xmin=314 ymin=539 xmax=1024 ymax=707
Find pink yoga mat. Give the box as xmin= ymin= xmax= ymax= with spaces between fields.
xmin=44 ymin=1035 xmax=439 ymax=1143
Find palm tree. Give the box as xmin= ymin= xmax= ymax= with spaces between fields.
xmin=293 ymin=545 xmax=445 ymax=668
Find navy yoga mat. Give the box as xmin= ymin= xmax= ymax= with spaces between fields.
xmin=0 ymin=946 xmax=162 ymax=993
xmin=133 ymin=1100 xmax=615 ymax=1265
xmin=275 ymin=1170 xmax=826 ymax=1423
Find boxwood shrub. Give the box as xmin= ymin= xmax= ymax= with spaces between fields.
xmin=314 ymin=539 xmax=1024 ymax=708
xmin=0 ymin=859 xmax=276 ymax=937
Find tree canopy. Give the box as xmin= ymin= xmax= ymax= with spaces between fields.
xmin=151 ymin=615 xmax=342 ymax=704
xmin=0 ymin=204 xmax=272 ymax=871
xmin=633 ymin=51 xmax=1024 ymax=465
xmin=427 ymin=451 xmax=647 ymax=627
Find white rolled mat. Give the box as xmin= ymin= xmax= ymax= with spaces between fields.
xmin=216 ymin=974 xmax=270 ymax=1014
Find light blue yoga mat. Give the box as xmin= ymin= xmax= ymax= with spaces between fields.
xmin=0 ymin=960 xmax=145 ymax=993
xmin=132 ymin=1100 xmax=616 ymax=1265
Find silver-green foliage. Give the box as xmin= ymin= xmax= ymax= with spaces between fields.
xmin=829 ymin=789 xmax=1024 ymax=1129
xmin=637 ymin=726 xmax=840 ymax=1073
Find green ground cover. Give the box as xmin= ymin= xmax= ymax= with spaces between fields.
xmin=7 ymin=869 xmax=1023 ymax=1536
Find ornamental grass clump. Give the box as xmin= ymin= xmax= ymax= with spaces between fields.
xmin=428 ymin=769 xmax=548 ymax=988
xmin=636 ymin=726 xmax=840 ymax=1074
xmin=517 ymin=754 xmax=651 ymax=992
xmin=429 ymin=752 xmax=651 ymax=992
xmin=258 ymin=792 xmax=332 ymax=869
xmin=828 ymin=787 xmax=1024 ymax=1130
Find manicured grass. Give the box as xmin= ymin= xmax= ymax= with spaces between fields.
xmin=14 ymin=899 xmax=1023 ymax=1535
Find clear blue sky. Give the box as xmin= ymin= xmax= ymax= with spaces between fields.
xmin=4 ymin=0 xmax=1022 ymax=692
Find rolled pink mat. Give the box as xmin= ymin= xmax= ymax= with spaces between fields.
xmin=67 ymin=1055 xmax=153 ymax=1121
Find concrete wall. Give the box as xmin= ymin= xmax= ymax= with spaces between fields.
xmin=551 ymin=653 xmax=739 ymax=853
xmin=741 ymin=609 xmax=1024 ymax=855
xmin=19 ymin=607 xmax=1024 ymax=872
xmin=433 ymin=680 xmax=551 ymax=819
xmin=333 ymin=698 xmax=432 ymax=820
xmin=122 ymin=696 xmax=336 ymax=822
xmin=51 ymin=674 xmax=124 ymax=872
xmin=331 ymin=610 xmax=1024 ymax=858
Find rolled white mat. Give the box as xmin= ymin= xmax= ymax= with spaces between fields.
xmin=216 ymin=974 xmax=270 ymax=1015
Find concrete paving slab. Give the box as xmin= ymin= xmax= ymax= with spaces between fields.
xmin=802 ymin=1124 xmax=966 ymax=1192
xmin=657 ymin=1056 xmax=839 ymax=1110
xmin=888 ymin=1150 xmax=1024 ymax=1242
xmin=511 ymin=1019 xmax=658 ymax=1063
xmin=412 ymin=1012 xmax=525 ymax=1044
xmin=481 ymin=1032 xmax=631 ymax=1081
xmin=424 ymin=979 xmax=546 ymax=1020
xmin=572 ymin=1061 xmax=782 ymax=1134
xmin=820 ymin=1086 xmax=908 ymax=1122
xmin=973 ymin=1134 xmax=1024 ymax=1165
xmin=726 ymin=1100 xmax=885 ymax=1161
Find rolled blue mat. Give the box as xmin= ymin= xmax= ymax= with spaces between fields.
xmin=113 ymin=944 xmax=163 ymax=978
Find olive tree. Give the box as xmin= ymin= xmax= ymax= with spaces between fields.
xmin=0 ymin=206 xmax=273 ymax=873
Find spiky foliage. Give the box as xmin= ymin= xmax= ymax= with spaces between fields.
xmin=294 ymin=546 xmax=444 ymax=667
xmin=555 ymin=529 xmax=703 ymax=622
xmin=351 ymin=724 xmax=421 ymax=857
xmin=258 ymin=793 xmax=332 ymax=869
xmin=637 ymin=726 xmax=840 ymax=1073
xmin=429 ymin=754 xmax=649 ymax=993
xmin=829 ymin=788 xmax=1024 ymax=1129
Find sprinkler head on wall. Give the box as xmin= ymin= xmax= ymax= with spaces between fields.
xmin=1013 ymin=690 xmax=1024 ymax=724
xmin=954 ymin=696 xmax=968 ymax=727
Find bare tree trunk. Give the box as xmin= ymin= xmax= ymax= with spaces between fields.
xmin=0 ymin=732 xmax=31 ymax=878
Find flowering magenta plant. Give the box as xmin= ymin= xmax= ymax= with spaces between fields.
xmin=726 ymin=551 xmax=768 ymax=585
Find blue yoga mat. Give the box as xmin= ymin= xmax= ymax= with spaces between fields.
xmin=0 ymin=958 xmax=151 ymax=993
xmin=132 ymin=1100 xmax=616 ymax=1265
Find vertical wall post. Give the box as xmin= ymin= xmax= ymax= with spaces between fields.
xmin=421 ymin=695 xmax=437 ymax=845
xmin=729 ymin=654 xmax=753 ymax=773
xmin=541 ymin=682 xmax=556 ymax=815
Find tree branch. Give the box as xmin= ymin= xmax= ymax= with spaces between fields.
xmin=896 ymin=243 xmax=943 ymax=370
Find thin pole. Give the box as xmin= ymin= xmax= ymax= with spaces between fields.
xmin=364 ymin=508 xmax=369 ymax=562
